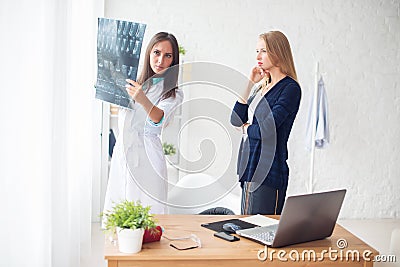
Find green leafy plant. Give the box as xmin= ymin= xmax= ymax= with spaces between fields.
xmin=101 ymin=200 xmax=157 ymax=233
xmin=163 ymin=142 xmax=176 ymax=156
xmin=179 ymin=45 xmax=186 ymax=55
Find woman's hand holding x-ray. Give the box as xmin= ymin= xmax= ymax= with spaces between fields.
xmin=125 ymin=79 xmax=146 ymax=104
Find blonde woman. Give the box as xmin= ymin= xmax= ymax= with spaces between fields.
xmin=231 ymin=31 xmax=301 ymax=215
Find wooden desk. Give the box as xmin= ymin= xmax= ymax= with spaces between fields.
xmin=104 ymin=215 xmax=378 ymax=267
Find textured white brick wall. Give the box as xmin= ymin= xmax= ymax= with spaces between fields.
xmin=105 ymin=0 xmax=400 ymax=219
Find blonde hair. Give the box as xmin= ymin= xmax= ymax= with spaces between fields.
xmin=259 ymin=31 xmax=297 ymax=82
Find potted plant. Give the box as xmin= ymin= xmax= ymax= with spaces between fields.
xmin=178 ymin=45 xmax=186 ymax=56
xmin=102 ymin=200 xmax=157 ymax=253
xmin=162 ymin=142 xmax=176 ymax=156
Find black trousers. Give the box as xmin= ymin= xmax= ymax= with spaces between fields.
xmin=241 ymin=182 xmax=286 ymax=215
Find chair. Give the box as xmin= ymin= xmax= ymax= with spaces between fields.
xmin=167 ymin=173 xmax=240 ymax=214
xmin=199 ymin=207 xmax=235 ymax=215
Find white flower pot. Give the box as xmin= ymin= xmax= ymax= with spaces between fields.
xmin=117 ymin=227 xmax=145 ymax=254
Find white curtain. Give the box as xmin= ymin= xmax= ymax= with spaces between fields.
xmin=0 ymin=0 xmax=102 ymax=266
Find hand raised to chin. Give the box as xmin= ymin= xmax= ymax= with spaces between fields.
xmin=250 ymin=66 xmax=269 ymax=83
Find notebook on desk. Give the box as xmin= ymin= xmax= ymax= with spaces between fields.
xmin=236 ymin=189 xmax=347 ymax=248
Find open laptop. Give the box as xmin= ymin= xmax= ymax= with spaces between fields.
xmin=236 ymin=189 xmax=346 ymax=248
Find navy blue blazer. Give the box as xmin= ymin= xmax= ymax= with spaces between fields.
xmin=230 ymin=76 xmax=301 ymax=189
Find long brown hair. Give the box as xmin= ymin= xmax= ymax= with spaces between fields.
xmin=137 ymin=32 xmax=180 ymax=99
xmin=259 ymin=31 xmax=297 ymax=82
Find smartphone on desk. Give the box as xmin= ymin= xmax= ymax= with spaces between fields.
xmin=214 ymin=232 xmax=240 ymax=242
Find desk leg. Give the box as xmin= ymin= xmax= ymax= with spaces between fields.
xmin=108 ymin=260 xmax=117 ymax=267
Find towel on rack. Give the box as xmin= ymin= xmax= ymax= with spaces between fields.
xmin=306 ymin=77 xmax=329 ymax=150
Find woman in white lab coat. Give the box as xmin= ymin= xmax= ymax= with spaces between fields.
xmin=103 ymin=32 xmax=183 ymax=218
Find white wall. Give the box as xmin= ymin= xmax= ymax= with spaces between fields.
xmin=104 ymin=0 xmax=400 ymax=219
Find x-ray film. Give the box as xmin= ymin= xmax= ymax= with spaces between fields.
xmin=95 ymin=18 xmax=146 ymax=109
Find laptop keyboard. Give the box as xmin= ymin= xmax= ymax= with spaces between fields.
xmin=252 ymin=230 xmax=276 ymax=243
xmin=237 ymin=224 xmax=278 ymax=244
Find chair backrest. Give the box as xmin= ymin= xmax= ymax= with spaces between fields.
xmin=167 ymin=173 xmax=240 ymax=214
xmin=199 ymin=207 xmax=235 ymax=215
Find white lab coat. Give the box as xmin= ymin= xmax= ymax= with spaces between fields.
xmin=103 ymin=81 xmax=183 ymax=219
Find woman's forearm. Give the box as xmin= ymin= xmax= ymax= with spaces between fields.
xmin=140 ymin=97 xmax=164 ymax=123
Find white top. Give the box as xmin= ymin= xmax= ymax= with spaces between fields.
xmin=248 ymin=89 xmax=263 ymax=125
xmin=242 ymin=84 xmax=263 ymax=142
